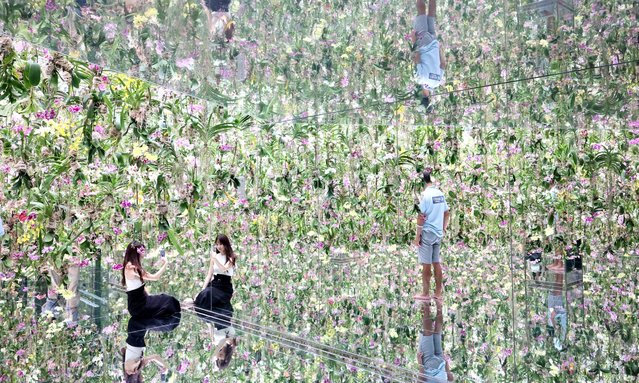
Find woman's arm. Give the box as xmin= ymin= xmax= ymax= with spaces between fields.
xmin=142 ymin=355 xmax=168 ymax=372
xmin=212 ymin=256 xmax=234 ymax=272
xmin=142 ymin=259 xmax=167 ymax=281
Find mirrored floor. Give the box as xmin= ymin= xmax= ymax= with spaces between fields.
xmin=4 ymin=239 xmax=636 ymax=381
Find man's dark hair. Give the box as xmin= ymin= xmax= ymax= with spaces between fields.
xmin=422 ymin=171 xmax=432 ymax=184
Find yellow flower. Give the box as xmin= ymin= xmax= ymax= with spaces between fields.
xmin=311 ymin=19 xmax=326 ymax=40
xmin=544 ymin=226 xmax=555 ymax=236
xmin=388 ymin=328 xmax=398 ymax=338
xmin=58 ymin=288 xmax=76 ymax=300
xmin=69 ymin=131 xmax=82 ymax=152
xmin=133 ymin=15 xmax=148 ymax=29
xmin=143 ymin=8 xmax=158 ymax=20
xmin=143 ymin=152 xmax=158 ymax=162
xmin=132 ymin=144 xmax=149 ymax=158
xmin=252 ymin=340 xmax=264 ymax=351
xmin=539 ymin=39 xmax=549 ymax=48
xmin=51 ymin=119 xmax=72 ymax=137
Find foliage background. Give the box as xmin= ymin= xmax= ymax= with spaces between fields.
xmin=0 ymin=0 xmax=638 ymax=381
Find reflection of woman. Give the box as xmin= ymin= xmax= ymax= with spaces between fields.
xmin=417 ymin=301 xmax=454 ymax=382
xmin=210 ymin=326 xmax=238 ymax=371
xmin=122 ymin=241 xmax=181 ymax=319
xmin=201 ymin=0 xmax=235 ymax=41
xmin=194 ymin=234 xmax=236 ymax=327
xmin=122 ymin=315 xmax=180 ymax=383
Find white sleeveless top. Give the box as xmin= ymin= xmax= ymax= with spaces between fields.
xmin=214 ymin=253 xmax=235 ymax=276
xmin=125 ymin=264 xmax=144 ymax=291
xmin=125 ymin=344 xmax=144 ymax=362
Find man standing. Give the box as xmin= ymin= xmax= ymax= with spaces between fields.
xmin=412 ymin=0 xmax=446 ymax=110
xmin=414 ymin=171 xmax=450 ymax=300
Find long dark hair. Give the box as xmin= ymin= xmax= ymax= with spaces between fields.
xmin=121 ymin=347 xmax=143 ymax=383
xmin=216 ymin=338 xmax=237 ymax=370
xmin=122 ymin=241 xmax=146 ymax=286
xmin=216 ymin=234 xmax=236 ymax=267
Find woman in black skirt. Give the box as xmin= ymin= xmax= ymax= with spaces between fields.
xmin=122 ymin=314 xmax=180 ymax=383
xmin=194 ymin=234 xmax=237 ymax=328
xmin=122 ymin=241 xmax=181 ymax=320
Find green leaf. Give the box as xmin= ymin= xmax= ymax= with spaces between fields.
xmin=167 ymin=229 xmax=184 ymax=256
xmin=24 ymin=62 xmax=41 ymax=87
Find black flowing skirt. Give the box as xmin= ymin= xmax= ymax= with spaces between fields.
xmin=127 ymin=285 xmax=181 ymax=320
xmin=126 ymin=313 xmax=182 ymax=348
xmin=194 ymin=274 xmax=234 ymax=329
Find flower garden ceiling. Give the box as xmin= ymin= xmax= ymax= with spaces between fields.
xmin=1 ymin=0 xmax=637 ymax=124
xmin=0 ymin=0 xmax=639 ymax=382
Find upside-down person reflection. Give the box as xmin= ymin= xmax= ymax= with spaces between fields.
xmin=122 ymin=314 xmax=181 ymax=383
xmin=201 ymin=0 xmax=236 ymax=42
xmin=411 ymin=0 xmax=446 ymax=110
xmin=210 ymin=323 xmax=238 ymax=371
xmin=547 ymin=271 xmax=567 ymax=351
xmin=417 ymin=301 xmax=454 ymax=382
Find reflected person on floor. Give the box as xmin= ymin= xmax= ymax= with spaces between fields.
xmin=201 ymin=0 xmax=236 ymax=41
xmin=547 ymin=271 xmax=567 ymax=351
xmin=210 ymin=324 xmax=238 ymax=371
xmin=417 ymin=301 xmax=454 ymax=382
xmin=412 ymin=0 xmax=446 ymax=110
xmin=122 ymin=313 xmax=180 ymax=383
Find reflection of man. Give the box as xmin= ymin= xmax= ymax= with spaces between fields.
xmin=41 ymin=262 xmax=80 ymax=324
xmin=417 ymin=302 xmax=454 ymax=382
xmin=41 ymin=210 xmax=83 ymax=325
xmin=547 ymin=272 xmax=567 ymax=351
xmin=412 ymin=0 xmax=446 ymax=109
xmin=414 ymin=171 xmax=450 ymax=300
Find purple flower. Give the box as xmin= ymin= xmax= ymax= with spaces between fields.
xmin=340 ymin=76 xmax=349 ymax=88
xmin=113 ymin=227 xmax=123 ymax=235
xmin=104 ymin=23 xmax=117 ymax=40
xmin=120 ymin=200 xmax=132 ymax=209
xmin=629 ymin=138 xmax=639 ymax=145
xmin=176 ymin=57 xmax=195 ymax=70
xmin=591 ymin=143 xmax=603 ymax=150
xmin=45 ymin=0 xmax=57 ymax=12
xmin=112 ymin=263 xmax=123 ymax=271
xmin=35 ymin=109 xmax=56 ymax=120
xmin=187 ymin=104 xmax=204 ymax=114
xmin=219 ymin=144 xmax=234 ymax=152
xmin=157 ymin=232 xmax=168 ymax=243
xmin=67 ymin=105 xmax=82 ymax=114
xmin=177 ymin=360 xmax=190 ymax=374
xmin=12 ymin=125 xmax=32 ymax=136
